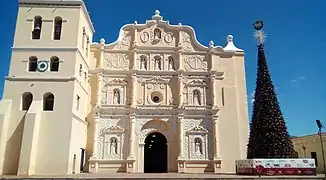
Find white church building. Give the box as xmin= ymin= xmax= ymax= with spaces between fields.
xmin=0 ymin=0 xmax=249 ymax=176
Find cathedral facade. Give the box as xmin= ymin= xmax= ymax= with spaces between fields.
xmin=0 ymin=0 xmax=249 ymax=176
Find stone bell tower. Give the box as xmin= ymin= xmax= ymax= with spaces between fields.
xmin=0 ymin=0 xmax=94 ymax=175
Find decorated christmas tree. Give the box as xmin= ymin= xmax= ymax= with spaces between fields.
xmin=246 ymin=21 xmax=296 ymax=159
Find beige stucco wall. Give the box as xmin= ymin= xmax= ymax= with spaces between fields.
xmin=0 ymin=0 xmax=249 ymax=176
xmin=292 ymin=133 xmax=326 ymax=173
xmin=0 ymin=0 xmax=93 ymax=176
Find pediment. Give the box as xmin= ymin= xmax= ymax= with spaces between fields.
xmin=187 ymin=126 xmax=208 ymax=134
xmin=106 ymin=78 xmax=127 ymax=85
xmin=104 ymin=125 xmax=125 ymax=134
xmin=92 ymin=11 xmax=244 ymax=53
xmin=143 ymin=76 xmax=169 ymax=84
xmin=187 ymin=79 xmax=206 ymax=86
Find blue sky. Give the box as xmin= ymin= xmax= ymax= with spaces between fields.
xmin=1 ymin=0 xmax=325 ymax=136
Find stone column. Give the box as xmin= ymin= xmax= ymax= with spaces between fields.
xmin=131 ymin=72 xmax=136 ymax=107
xmin=128 ymin=113 xmax=136 ymax=159
xmin=178 ymin=74 xmax=183 ymax=107
xmin=212 ymin=115 xmax=220 ymax=159
xmin=178 ymin=113 xmax=185 ymax=159
xmin=91 ymin=113 xmax=100 ymax=159
xmin=96 ymin=73 xmax=102 ymax=107
xmin=211 ymin=73 xmax=216 ymax=107
xmin=126 ymin=113 xmax=136 ymax=173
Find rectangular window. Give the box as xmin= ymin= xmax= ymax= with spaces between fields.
xmin=311 ymin=152 xmax=318 ymax=167
xmin=76 ymin=95 xmax=80 ymax=110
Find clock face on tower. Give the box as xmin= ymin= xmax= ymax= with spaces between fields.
xmin=37 ymin=61 xmax=48 ymax=72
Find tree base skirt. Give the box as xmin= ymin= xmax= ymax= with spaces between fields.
xmin=235 ymin=159 xmax=317 ymax=176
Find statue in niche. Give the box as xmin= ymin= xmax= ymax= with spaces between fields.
xmin=154 ymin=28 xmax=161 ymax=40
xmin=195 ymin=138 xmax=202 ymax=155
xmin=140 ymin=57 xmax=147 ymax=70
xmin=113 ymin=90 xmax=120 ymax=104
xmin=169 ymin=58 xmax=174 ymax=70
xmin=155 ymin=58 xmax=161 ymax=70
xmin=110 ymin=138 xmax=117 ymax=154
xmin=193 ymin=90 xmax=200 ymax=105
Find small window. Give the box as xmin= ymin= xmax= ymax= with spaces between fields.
xmin=54 ymin=17 xmax=62 ymax=40
xmin=29 ymin=56 xmax=38 ymax=72
xmin=43 ymin=93 xmax=54 ymax=111
xmin=82 ymin=27 xmax=86 ymax=50
xmin=22 ymin=92 xmax=33 ymax=110
xmin=50 ymin=56 xmax=60 ymax=71
xmin=86 ymin=36 xmax=89 ymax=57
xmin=32 ymin=16 xmax=42 ymax=40
xmin=76 ymin=95 xmax=80 ymax=110
xmin=311 ymin=152 xmax=318 ymax=167
xmin=79 ymin=64 xmax=82 ymax=76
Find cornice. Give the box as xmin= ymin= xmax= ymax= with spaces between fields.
xmin=5 ymin=76 xmax=75 ymax=82
xmin=88 ymin=68 xmax=224 ymax=80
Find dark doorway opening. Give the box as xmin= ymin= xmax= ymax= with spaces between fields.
xmin=80 ymin=148 xmax=85 ymax=172
xmin=144 ymin=132 xmax=168 ymax=173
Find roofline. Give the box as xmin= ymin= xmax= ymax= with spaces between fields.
xmin=18 ymin=0 xmax=95 ymax=33
xmin=291 ymin=132 xmax=326 ymax=139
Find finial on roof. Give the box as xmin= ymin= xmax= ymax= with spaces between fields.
xmin=209 ymin=40 xmax=214 ymax=48
xmin=134 ymin=21 xmax=138 ymax=25
xmin=227 ymin=35 xmax=233 ymax=42
xmin=223 ymin=35 xmax=243 ymax=52
xmin=100 ymin=38 xmax=105 ymax=45
xmin=152 ymin=9 xmax=163 ymax=21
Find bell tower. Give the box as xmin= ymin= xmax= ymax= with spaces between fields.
xmin=0 ymin=0 xmax=94 ymax=176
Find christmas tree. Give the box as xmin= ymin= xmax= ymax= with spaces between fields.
xmin=246 ymin=21 xmax=296 ymax=159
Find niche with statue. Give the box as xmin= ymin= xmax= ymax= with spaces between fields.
xmin=102 ymin=125 xmax=125 ymax=160
xmin=102 ymin=78 xmax=127 ymax=105
xmin=187 ymin=126 xmax=209 ymax=160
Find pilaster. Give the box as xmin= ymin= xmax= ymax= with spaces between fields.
xmin=130 ymin=72 xmax=137 ymax=107
xmin=96 ymin=72 xmax=103 ymax=107
xmin=126 ymin=113 xmax=136 ymax=173
xmin=178 ymin=72 xmax=183 ymax=107
xmin=212 ymin=114 xmax=222 ymax=173
xmin=89 ymin=113 xmax=100 ymax=173
xmin=210 ymin=71 xmax=217 ymax=107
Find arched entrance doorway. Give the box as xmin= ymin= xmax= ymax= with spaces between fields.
xmin=144 ymin=132 xmax=168 ymax=173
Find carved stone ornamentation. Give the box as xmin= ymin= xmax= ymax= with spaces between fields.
xmin=187 ymin=126 xmax=208 ymax=160
xmin=139 ymin=26 xmax=174 ymax=46
xmin=184 ymin=55 xmax=207 ymax=71
xmin=104 ymin=53 xmax=129 ymax=70
xmin=137 ymin=98 xmax=143 ymax=104
xmin=140 ymin=32 xmax=150 ymax=43
xmin=115 ymin=31 xmax=132 ymax=49
xmin=142 ymin=76 xmax=169 ymax=85
xmin=164 ymin=32 xmax=174 ymax=44
xmin=181 ymin=31 xmax=194 ymax=51
xmin=101 ymin=78 xmax=127 ymax=105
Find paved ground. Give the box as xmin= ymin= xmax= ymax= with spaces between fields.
xmin=0 ymin=173 xmax=325 ymax=179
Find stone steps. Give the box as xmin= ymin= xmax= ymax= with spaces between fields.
xmin=0 ymin=173 xmax=324 ymax=180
